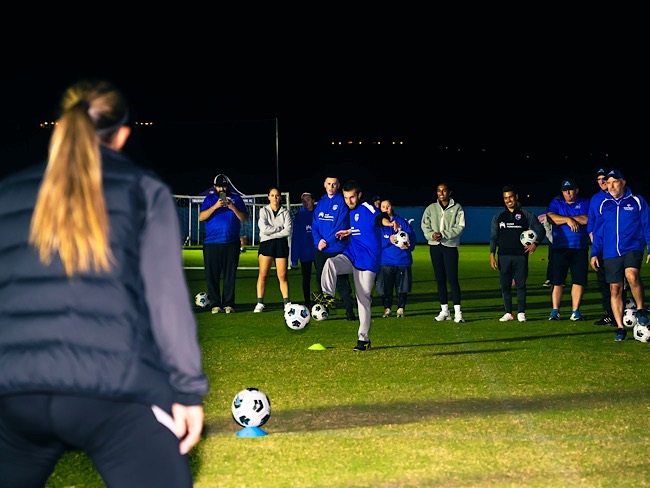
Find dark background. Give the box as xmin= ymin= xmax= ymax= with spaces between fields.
xmin=2 ymin=17 xmax=645 ymax=208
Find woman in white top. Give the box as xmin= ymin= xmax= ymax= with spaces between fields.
xmin=254 ymin=187 xmax=293 ymax=312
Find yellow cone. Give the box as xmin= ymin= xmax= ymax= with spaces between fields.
xmin=308 ymin=343 xmax=326 ymax=350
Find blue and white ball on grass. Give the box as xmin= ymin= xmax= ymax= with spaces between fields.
xmin=194 ymin=292 xmax=211 ymax=308
xmin=311 ymin=303 xmax=329 ymax=321
xmin=232 ymin=388 xmax=271 ymax=428
xmin=284 ymin=303 xmax=311 ymax=330
xmin=633 ymin=323 xmax=650 ymax=342
xmin=519 ymin=229 xmax=538 ymax=247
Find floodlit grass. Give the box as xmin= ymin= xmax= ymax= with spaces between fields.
xmin=46 ymin=245 xmax=650 ymax=487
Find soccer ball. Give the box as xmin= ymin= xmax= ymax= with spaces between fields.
xmin=625 ymin=297 xmax=637 ymax=310
xmin=194 ymin=292 xmax=211 ymax=308
xmin=284 ymin=303 xmax=310 ymax=330
xmin=623 ymin=308 xmax=638 ymax=328
xmin=633 ymin=323 xmax=650 ymax=342
xmin=519 ymin=229 xmax=538 ymax=247
xmin=394 ymin=230 xmax=410 ymax=248
xmin=311 ymin=303 xmax=329 ymax=321
xmin=231 ymin=388 xmax=271 ymax=428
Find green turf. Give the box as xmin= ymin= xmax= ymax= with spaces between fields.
xmin=46 ymin=245 xmax=650 ymax=487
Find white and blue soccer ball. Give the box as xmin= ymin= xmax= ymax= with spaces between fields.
xmin=311 ymin=303 xmax=329 ymax=321
xmin=394 ymin=230 xmax=410 ymax=248
xmin=231 ymin=388 xmax=271 ymax=428
xmin=284 ymin=303 xmax=310 ymax=330
xmin=519 ymin=229 xmax=538 ymax=247
xmin=194 ymin=292 xmax=211 ymax=308
xmin=633 ymin=323 xmax=650 ymax=343
xmin=623 ymin=308 xmax=638 ymax=328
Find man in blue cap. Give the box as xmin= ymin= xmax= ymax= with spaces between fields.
xmin=590 ymin=169 xmax=650 ymax=341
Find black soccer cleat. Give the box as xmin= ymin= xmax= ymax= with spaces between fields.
xmin=353 ymin=340 xmax=371 ymax=351
xmin=594 ymin=315 xmax=614 ymax=326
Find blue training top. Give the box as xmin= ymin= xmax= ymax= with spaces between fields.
xmin=380 ymin=214 xmax=416 ymax=267
xmin=343 ymin=201 xmax=383 ymax=273
xmin=201 ymin=190 xmax=248 ymax=245
xmin=547 ymin=195 xmax=590 ymax=249
xmin=312 ymin=192 xmax=349 ymax=253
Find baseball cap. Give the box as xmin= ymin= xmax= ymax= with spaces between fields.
xmin=595 ymin=168 xmax=607 ymax=178
xmin=372 ymin=195 xmax=381 ymax=202
xmin=605 ymin=169 xmax=625 ymax=180
xmin=561 ymin=178 xmax=577 ymax=191
xmin=214 ymin=174 xmax=228 ymax=186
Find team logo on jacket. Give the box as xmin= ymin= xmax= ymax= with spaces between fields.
xmin=515 ymin=213 xmax=522 ymax=221
xmin=332 ymin=205 xmax=339 ymax=210
xmin=624 ymin=204 xmax=635 ymax=212
xmin=354 ymin=214 xmax=359 ymax=222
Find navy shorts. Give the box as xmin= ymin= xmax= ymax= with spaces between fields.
xmin=603 ymin=250 xmax=643 ymax=284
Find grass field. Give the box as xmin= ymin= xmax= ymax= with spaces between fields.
xmin=46 ymin=244 xmax=650 ymax=487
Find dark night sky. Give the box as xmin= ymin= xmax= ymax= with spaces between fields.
xmin=2 ymin=22 xmax=646 ymax=207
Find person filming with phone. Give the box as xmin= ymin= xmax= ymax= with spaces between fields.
xmin=199 ymin=174 xmax=249 ymax=314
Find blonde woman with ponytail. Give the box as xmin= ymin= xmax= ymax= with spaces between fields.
xmin=0 ymin=79 xmax=208 ymax=487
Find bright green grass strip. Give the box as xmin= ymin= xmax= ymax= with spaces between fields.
xmin=47 ymin=245 xmax=650 ymax=487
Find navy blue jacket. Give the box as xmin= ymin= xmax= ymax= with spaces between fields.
xmin=0 ymin=147 xmax=209 ymax=412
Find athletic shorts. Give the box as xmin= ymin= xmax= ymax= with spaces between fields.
xmin=258 ymin=237 xmax=289 ymax=258
xmin=604 ymin=250 xmax=643 ymax=284
xmin=551 ymin=247 xmax=588 ymax=286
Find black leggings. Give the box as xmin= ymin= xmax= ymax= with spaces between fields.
xmin=0 ymin=394 xmax=193 ymax=488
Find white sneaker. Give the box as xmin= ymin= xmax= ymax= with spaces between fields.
xmin=396 ymin=308 xmax=404 ymax=318
xmin=211 ymin=307 xmax=222 ymax=314
xmin=224 ymin=306 xmax=234 ymax=314
xmin=382 ymin=308 xmax=391 ymax=318
xmin=254 ymin=303 xmax=265 ymax=313
xmin=454 ymin=312 xmax=465 ymax=323
xmin=517 ymin=312 xmax=527 ymax=322
xmin=499 ymin=313 xmax=514 ymax=322
xmin=435 ymin=311 xmax=451 ymax=321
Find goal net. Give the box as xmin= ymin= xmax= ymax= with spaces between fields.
xmin=174 ymin=192 xmax=302 ymax=247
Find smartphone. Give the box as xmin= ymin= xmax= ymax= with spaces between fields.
xmin=219 ymin=192 xmax=227 ymax=203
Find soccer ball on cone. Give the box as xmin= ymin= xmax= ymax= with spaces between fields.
xmin=284 ymin=303 xmax=310 ymax=330
xmin=311 ymin=303 xmax=329 ymax=321
xmin=519 ymin=229 xmax=538 ymax=247
xmin=231 ymin=388 xmax=271 ymax=428
xmin=194 ymin=292 xmax=211 ymax=308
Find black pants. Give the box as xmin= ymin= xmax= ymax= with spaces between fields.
xmin=300 ymin=260 xmax=316 ymax=305
xmin=314 ymin=249 xmax=354 ymax=313
xmin=497 ymin=254 xmax=528 ymax=314
xmin=203 ymin=241 xmax=241 ymax=308
xmin=0 ymin=394 xmax=193 ymax=488
xmin=429 ymin=244 xmax=461 ymax=306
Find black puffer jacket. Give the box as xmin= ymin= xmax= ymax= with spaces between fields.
xmin=0 ymin=147 xmax=208 ymax=411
